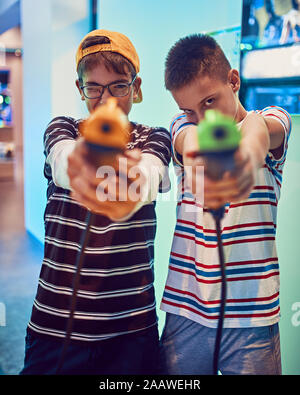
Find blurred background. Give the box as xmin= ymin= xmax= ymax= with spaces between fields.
xmin=0 ymin=0 xmax=299 ymax=375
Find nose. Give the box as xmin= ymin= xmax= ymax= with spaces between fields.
xmin=191 ymin=111 xmax=204 ymax=125
xmin=98 ymin=86 xmax=113 ymax=105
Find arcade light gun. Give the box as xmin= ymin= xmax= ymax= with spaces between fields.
xmin=79 ymin=97 xmax=131 ymax=167
xmin=196 ymin=109 xmax=241 ymax=181
xmin=56 ymin=98 xmax=131 ymax=374
xmin=196 ymin=110 xmax=241 ymax=375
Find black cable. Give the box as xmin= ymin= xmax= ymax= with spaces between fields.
xmin=210 ymin=206 xmax=227 ymax=375
xmin=55 ymin=210 xmax=94 ymax=374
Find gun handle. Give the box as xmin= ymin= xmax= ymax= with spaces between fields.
xmin=200 ymin=149 xmax=237 ymax=180
xmin=84 ymin=143 xmax=122 ymax=168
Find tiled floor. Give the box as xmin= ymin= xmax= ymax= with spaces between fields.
xmin=0 ymin=154 xmax=43 ymax=375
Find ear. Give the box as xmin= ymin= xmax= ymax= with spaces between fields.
xmin=228 ymin=69 xmax=240 ymax=93
xmin=78 ymin=119 xmax=86 ymax=136
xmin=76 ymin=79 xmax=85 ymax=101
xmin=132 ymin=76 xmax=142 ymax=102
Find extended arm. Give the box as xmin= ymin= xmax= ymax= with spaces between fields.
xmin=173 ymin=112 xmax=286 ymax=209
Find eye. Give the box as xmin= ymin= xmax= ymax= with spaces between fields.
xmin=183 ymin=109 xmax=194 ymax=116
xmin=110 ymin=83 xmax=129 ymax=95
xmin=109 ymin=82 xmax=130 ymax=97
xmin=113 ymin=83 xmax=128 ymax=89
xmin=86 ymin=86 xmax=101 ymax=94
xmin=182 ymin=110 xmax=198 ymax=123
xmin=205 ymin=98 xmax=215 ymax=107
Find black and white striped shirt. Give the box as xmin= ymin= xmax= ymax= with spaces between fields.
xmin=27 ymin=116 xmax=171 ymax=342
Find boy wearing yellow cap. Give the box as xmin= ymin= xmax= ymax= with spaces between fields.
xmin=20 ymin=29 xmax=171 ymax=375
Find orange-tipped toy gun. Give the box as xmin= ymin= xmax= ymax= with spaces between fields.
xmin=79 ymin=97 xmax=131 ymax=167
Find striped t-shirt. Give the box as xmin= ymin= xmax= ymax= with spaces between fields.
xmin=160 ymin=106 xmax=291 ymax=328
xmin=28 ymin=116 xmax=171 ymax=342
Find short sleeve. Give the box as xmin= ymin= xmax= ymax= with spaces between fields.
xmin=169 ymin=113 xmax=195 ymax=166
xmin=141 ymin=127 xmax=171 ymax=167
xmin=43 ymin=116 xmax=79 ymax=184
xmin=43 ymin=116 xmax=79 ymax=158
xmin=257 ymin=106 xmax=292 ymax=169
xmin=140 ymin=127 xmax=171 ymax=194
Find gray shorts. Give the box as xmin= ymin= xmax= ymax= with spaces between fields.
xmin=160 ymin=312 xmax=281 ymax=375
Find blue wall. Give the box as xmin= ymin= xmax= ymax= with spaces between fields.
xmin=276 ymin=114 xmax=300 ymax=375
xmin=21 ymin=0 xmax=90 ymax=242
xmin=21 ymin=0 xmax=52 ymax=242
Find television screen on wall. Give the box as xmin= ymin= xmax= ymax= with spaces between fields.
xmin=241 ymin=0 xmax=300 ymax=49
xmin=0 ymin=70 xmax=12 ymax=127
xmin=240 ymin=0 xmax=300 ymax=113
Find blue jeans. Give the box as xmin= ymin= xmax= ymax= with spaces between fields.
xmin=160 ymin=313 xmax=282 ymax=375
xmin=20 ymin=325 xmax=159 ymax=375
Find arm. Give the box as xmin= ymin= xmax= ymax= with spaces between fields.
xmin=175 ymin=111 xmax=287 ymax=209
xmin=240 ymin=111 xmax=285 ymax=165
xmin=46 ymin=139 xmax=76 ymax=189
xmin=67 ymin=123 xmax=171 ymax=221
xmin=44 ymin=117 xmax=78 ymax=189
xmin=176 ymin=112 xmax=281 ymax=169
xmin=46 ymin=135 xmax=168 ymax=197
xmin=67 ymin=139 xmax=168 ymax=221
xmin=47 ymin=104 xmax=171 ymax=220
xmin=115 ymin=152 xmax=169 ymax=220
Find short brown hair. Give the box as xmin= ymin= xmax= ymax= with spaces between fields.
xmin=165 ymin=34 xmax=231 ymax=91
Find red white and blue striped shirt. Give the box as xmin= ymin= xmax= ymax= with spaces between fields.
xmin=160 ymin=106 xmax=291 ymax=328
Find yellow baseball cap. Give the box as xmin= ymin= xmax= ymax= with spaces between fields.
xmin=76 ymin=29 xmax=142 ymax=103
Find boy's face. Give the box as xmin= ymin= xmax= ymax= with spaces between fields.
xmin=76 ymin=62 xmax=141 ymax=116
xmin=171 ymin=69 xmax=240 ymax=124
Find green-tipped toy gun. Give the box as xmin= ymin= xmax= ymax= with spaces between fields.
xmin=196 ymin=109 xmax=241 ymax=180
xmin=195 ymin=109 xmax=241 ymax=375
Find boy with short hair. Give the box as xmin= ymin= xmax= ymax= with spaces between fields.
xmin=160 ymin=34 xmax=291 ymax=375
xmin=20 ymin=29 xmax=171 ymax=375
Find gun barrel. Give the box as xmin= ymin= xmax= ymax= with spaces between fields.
xmin=79 ymin=98 xmax=131 ymax=166
xmin=196 ymin=110 xmax=241 ymax=179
